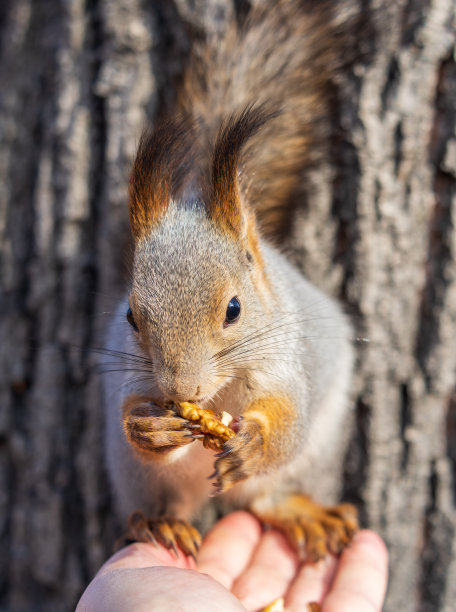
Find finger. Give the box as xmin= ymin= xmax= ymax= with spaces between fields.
xmin=197 ymin=511 xmax=262 ymax=590
xmin=285 ymin=555 xmax=338 ymax=610
xmin=322 ymin=530 xmax=388 ymax=612
xmin=98 ymin=541 xmax=196 ymax=576
xmin=231 ymin=528 xmax=299 ymax=611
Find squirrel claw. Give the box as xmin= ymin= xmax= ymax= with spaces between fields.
xmin=123 ymin=512 xmax=202 ymax=559
xmin=209 ymin=485 xmax=223 ymax=497
xmin=251 ymin=495 xmax=358 ymax=562
xmin=214 ymin=446 xmax=234 ymax=459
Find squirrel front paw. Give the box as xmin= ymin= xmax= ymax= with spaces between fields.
xmin=123 ymin=400 xmax=195 ymax=455
xmin=211 ymin=419 xmax=264 ymax=493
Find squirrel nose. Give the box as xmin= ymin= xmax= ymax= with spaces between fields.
xmin=156 ymin=372 xmax=201 ymax=402
xmin=165 ymin=387 xmax=198 ymax=402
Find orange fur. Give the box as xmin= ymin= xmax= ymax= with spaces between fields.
xmin=243 ymin=395 xmax=297 ymax=465
xmin=245 ymin=210 xmax=273 ymax=294
xmin=128 ymin=164 xmax=170 ymax=240
xmin=250 ymin=494 xmax=358 ymax=561
xmin=214 ymin=395 xmax=298 ymax=492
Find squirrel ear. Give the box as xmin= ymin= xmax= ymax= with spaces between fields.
xmin=129 ymin=118 xmax=194 ymax=240
xmin=207 ymin=105 xmax=277 ymax=237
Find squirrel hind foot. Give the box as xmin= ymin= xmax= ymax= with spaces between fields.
xmin=250 ymin=495 xmax=358 ymax=562
xmin=122 ymin=511 xmax=202 ymax=560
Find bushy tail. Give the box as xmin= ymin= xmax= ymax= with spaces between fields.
xmin=172 ymin=0 xmax=364 ymax=236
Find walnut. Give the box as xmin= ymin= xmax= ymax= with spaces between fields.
xmin=176 ymin=402 xmax=235 ymax=451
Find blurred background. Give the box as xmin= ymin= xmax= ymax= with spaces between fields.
xmin=0 ymin=0 xmax=455 ymax=610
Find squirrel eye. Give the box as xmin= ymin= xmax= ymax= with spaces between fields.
xmin=224 ymin=297 xmax=241 ymax=326
xmin=126 ymin=307 xmax=138 ymax=331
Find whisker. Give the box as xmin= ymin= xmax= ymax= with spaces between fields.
xmin=111 ymin=375 xmax=158 ymax=395
xmin=215 ymin=333 xmax=355 ymax=365
xmin=214 ymin=311 xmax=330 ymax=359
xmin=220 ymin=334 xmax=368 ymax=361
xmin=96 ymin=368 xmax=154 ymax=375
xmin=215 ymin=373 xmax=248 ymax=383
xmin=217 ymin=356 xmax=305 ymax=368
xmin=214 ymin=312 xmax=297 ymax=358
xmin=88 ymin=346 xmax=153 ymax=366
xmin=96 ymin=360 xmax=153 ymax=367
xmin=218 ymin=364 xmax=284 ymax=381
xmin=214 ymin=316 xmax=347 ymax=360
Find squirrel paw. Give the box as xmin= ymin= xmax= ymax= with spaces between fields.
xmin=251 ymin=495 xmax=358 ymax=562
xmin=211 ymin=419 xmax=263 ymax=493
xmin=123 ymin=401 xmax=195 ymax=455
xmin=124 ymin=511 xmax=202 ymax=560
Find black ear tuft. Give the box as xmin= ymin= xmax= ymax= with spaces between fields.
xmin=129 ymin=116 xmax=196 ymax=239
xmin=207 ymin=103 xmax=279 ymax=235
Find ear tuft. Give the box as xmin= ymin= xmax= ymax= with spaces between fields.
xmin=208 ymin=104 xmax=278 ymax=236
xmin=129 ymin=117 xmax=195 ymax=239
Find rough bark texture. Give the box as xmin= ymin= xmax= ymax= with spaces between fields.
xmin=0 ymin=1 xmax=455 ymax=610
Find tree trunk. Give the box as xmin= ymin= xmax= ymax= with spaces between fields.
xmin=0 ymin=1 xmax=454 ymax=610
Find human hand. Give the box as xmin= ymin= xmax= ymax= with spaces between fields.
xmin=76 ymin=511 xmax=388 ymax=612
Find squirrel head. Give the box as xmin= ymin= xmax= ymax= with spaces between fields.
xmin=127 ymin=107 xmax=276 ymax=403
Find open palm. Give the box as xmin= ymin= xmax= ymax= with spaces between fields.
xmin=77 ymin=511 xmax=388 ymax=612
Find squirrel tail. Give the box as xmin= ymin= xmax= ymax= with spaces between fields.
xmin=171 ymin=0 xmax=364 ymax=237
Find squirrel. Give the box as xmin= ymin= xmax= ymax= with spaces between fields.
xmin=103 ymin=0 xmax=359 ymax=563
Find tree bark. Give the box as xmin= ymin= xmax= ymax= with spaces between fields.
xmin=0 ymin=1 xmax=454 ymax=610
